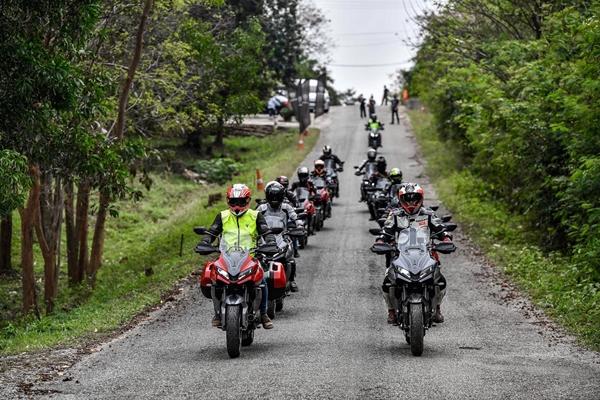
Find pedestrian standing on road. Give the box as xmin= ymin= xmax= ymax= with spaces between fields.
xmin=390 ymin=94 xmax=400 ymax=124
xmin=381 ymin=85 xmax=389 ymax=106
xmin=358 ymin=94 xmax=366 ymax=118
xmin=267 ymin=96 xmax=282 ymax=126
xmin=368 ymin=95 xmax=376 ymax=115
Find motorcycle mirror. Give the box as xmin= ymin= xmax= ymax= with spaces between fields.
xmin=337 ymin=168 xmax=344 ymax=172
xmin=429 ymin=205 xmax=439 ymax=211
xmin=257 ymin=244 xmax=279 ymax=255
xmin=194 ymin=243 xmax=219 ymax=255
xmin=442 ymin=214 xmax=452 ymax=223
xmin=353 ymin=165 xmax=359 ymax=169
xmin=377 ymin=208 xmax=387 ymax=213
xmin=269 ymin=227 xmax=284 ymax=234
xmin=295 ymin=208 xmax=305 ymax=214
xmin=369 ymin=228 xmax=383 ymax=235
xmin=444 ymin=223 xmax=457 ymax=232
xmin=297 ymin=198 xmax=306 ymax=202
xmin=432 ymin=242 xmax=457 ymax=254
xmin=371 ymin=242 xmax=393 ymax=254
xmin=255 ymin=198 xmax=265 ymax=205
xmin=296 ymin=212 xmax=307 ymax=219
xmin=193 ymin=226 xmax=208 ymax=235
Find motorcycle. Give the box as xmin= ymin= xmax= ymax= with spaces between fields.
xmin=293 ymin=186 xmax=317 ymax=242
xmin=366 ymin=125 xmax=383 ymax=149
xmin=354 ymin=162 xmax=377 ymax=205
xmin=260 ymin=215 xmax=305 ymax=318
xmin=366 ymin=177 xmax=391 ymax=221
xmin=195 ymin=227 xmax=279 ymax=358
xmin=369 ymin=215 xmax=457 ymax=356
xmin=310 ymin=175 xmax=331 ymax=228
xmin=323 ymin=158 xmax=343 ymax=200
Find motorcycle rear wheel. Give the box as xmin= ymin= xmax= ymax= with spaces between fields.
xmin=275 ymin=298 xmax=284 ymax=312
xmin=409 ymin=304 xmax=424 ymax=357
xmin=267 ymin=300 xmax=276 ymax=319
xmin=226 ymin=305 xmax=242 ymax=358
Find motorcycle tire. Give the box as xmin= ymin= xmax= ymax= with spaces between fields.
xmin=226 ymin=305 xmax=242 ymax=358
xmin=409 ymin=303 xmax=424 ymax=357
xmin=315 ymin=213 xmax=322 ymax=231
xmin=299 ymin=235 xmax=306 ymax=249
xmin=275 ymin=298 xmax=284 ymax=312
xmin=241 ymin=328 xmax=254 ymax=347
xmin=267 ymin=300 xmax=276 ymax=319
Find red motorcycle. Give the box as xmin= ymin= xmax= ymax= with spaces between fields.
xmin=293 ymin=186 xmax=316 ymax=245
xmin=310 ymin=175 xmax=331 ymax=229
xmin=195 ymin=227 xmax=280 ymax=358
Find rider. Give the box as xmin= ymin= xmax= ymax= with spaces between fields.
xmin=366 ymin=113 xmax=383 ymax=131
xmin=375 ymin=183 xmax=451 ymax=324
xmin=290 ymin=167 xmax=314 ymax=193
xmin=319 ymin=145 xmax=344 ymax=198
xmin=310 ymin=159 xmax=333 ymax=219
xmin=384 ymin=168 xmax=404 ymax=210
xmin=370 ymin=156 xmax=388 ymax=184
xmin=198 ymin=184 xmax=276 ymax=329
xmin=275 ymin=175 xmax=298 ymax=207
xmin=257 ymin=182 xmax=302 ymax=291
xmin=355 ymin=148 xmax=378 ymax=202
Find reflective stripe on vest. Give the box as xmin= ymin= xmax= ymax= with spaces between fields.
xmin=220 ymin=209 xmax=259 ymax=249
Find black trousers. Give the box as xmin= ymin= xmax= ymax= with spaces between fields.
xmin=360 ymin=106 xmax=366 ymax=118
xmin=391 ymin=109 xmax=399 ymax=123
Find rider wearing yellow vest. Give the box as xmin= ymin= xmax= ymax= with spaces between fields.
xmin=368 ymin=113 xmax=382 ymax=130
xmin=200 ymin=184 xmax=276 ymax=329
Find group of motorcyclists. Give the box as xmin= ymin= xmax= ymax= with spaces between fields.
xmin=197 ymin=145 xmax=345 ymax=330
xmin=195 ymin=110 xmax=456 ymax=354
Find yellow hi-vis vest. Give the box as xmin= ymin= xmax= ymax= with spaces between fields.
xmin=220 ymin=209 xmax=259 ymax=249
xmin=369 ymin=120 xmax=380 ymax=130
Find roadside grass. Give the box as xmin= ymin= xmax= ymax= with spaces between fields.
xmin=0 ymin=127 xmax=320 ymax=355
xmin=407 ymin=110 xmax=600 ymax=350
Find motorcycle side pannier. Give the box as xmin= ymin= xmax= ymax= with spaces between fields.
xmin=199 ymin=263 xmax=214 ymax=299
xmin=267 ymin=262 xmax=287 ymax=300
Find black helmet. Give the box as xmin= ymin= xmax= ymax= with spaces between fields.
xmin=322 ymin=145 xmax=332 ymax=156
xmin=376 ymin=156 xmax=387 ymax=173
xmin=371 ymin=113 xmax=377 ymax=120
xmin=297 ymin=166 xmax=310 ymax=183
xmin=276 ymin=175 xmax=289 ymax=189
xmin=265 ymin=182 xmax=285 ymax=209
xmin=367 ymin=148 xmax=377 ymax=161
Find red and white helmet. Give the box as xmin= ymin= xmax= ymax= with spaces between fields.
xmin=226 ymin=184 xmax=251 ymax=217
xmin=398 ymin=183 xmax=424 ymax=215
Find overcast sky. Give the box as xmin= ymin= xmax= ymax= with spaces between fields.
xmin=313 ymin=0 xmax=435 ymax=100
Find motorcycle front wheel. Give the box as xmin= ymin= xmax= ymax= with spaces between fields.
xmin=409 ymin=303 xmax=424 ymax=357
xmin=226 ymin=305 xmax=242 ymax=358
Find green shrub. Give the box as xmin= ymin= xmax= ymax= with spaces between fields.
xmin=190 ymin=158 xmax=242 ymax=183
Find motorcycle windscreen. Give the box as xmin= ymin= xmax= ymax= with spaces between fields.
xmin=324 ymin=159 xmax=337 ymax=176
xmin=364 ymin=163 xmax=376 ymax=178
xmin=313 ymin=176 xmax=327 ymax=189
xmin=263 ymin=215 xmax=287 ymax=249
xmin=394 ymin=227 xmax=437 ymax=276
xmin=219 ymin=231 xmax=254 ymax=277
xmin=294 ymin=187 xmax=310 ymax=202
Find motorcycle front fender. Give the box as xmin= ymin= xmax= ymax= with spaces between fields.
xmin=221 ymin=294 xmax=249 ymax=330
xmin=407 ymin=293 xmax=423 ymax=304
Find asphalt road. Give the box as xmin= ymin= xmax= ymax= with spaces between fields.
xmin=38 ymin=106 xmax=600 ymax=399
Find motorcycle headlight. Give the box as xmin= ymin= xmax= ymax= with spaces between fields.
xmin=237 ymin=268 xmax=253 ymax=280
xmin=370 ymin=132 xmax=376 ymax=137
xmin=398 ymin=268 xmax=410 ymax=278
xmin=420 ymin=265 xmax=434 ymax=279
xmin=217 ymin=267 xmax=229 ymax=280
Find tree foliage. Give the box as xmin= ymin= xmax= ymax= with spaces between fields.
xmin=411 ymin=0 xmax=600 ymax=273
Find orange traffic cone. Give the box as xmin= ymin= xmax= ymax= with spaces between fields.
xmin=420 ymin=104 xmax=425 ymax=113
xmin=256 ymin=169 xmax=264 ymax=190
xmin=298 ymin=133 xmax=304 ymax=150
xmin=304 ymin=128 xmax=309 ymax=136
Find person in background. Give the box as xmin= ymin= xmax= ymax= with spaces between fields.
xmin=390 ymin=94 xmax=400 ymax=124
xmin=267 ymin=96 xmax=282 ymax=126
xmin=358 ymin=94 xmax=366 ymax=118
xmin=368 ymin=95 xmax=376 ymax=115
xmin=381 ymin=85 xmax=389 ymax=106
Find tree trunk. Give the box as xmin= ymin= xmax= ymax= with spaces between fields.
xmin=76 ymin=180 xmax=91 ymax=285
xmin=64 ymin=181 xmax=79 ymax=285
xmin=215 ymin=115 xmax=224 ymax=148
xmin=36 ymin=172 xmax=63 ymax=314
xmin=18 ymin=165 xmax=41 ymax=319
xmin=87 ymin=191 xmax=110 ymax=286
xmin=0 ymin=212 xmax=13 ymax=275
xmin=114 ymin=0 xmax=154 ymax=140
